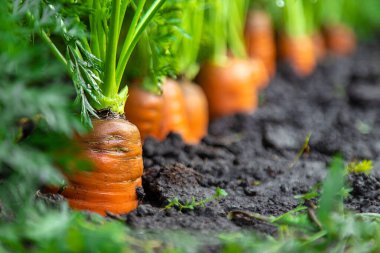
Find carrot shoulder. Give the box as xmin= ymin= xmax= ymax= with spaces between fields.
xmin=124 ymin=84 xmax=164 ymax=141
xmin=180 ymin=81 xmax=208 ymax=144
xmin=159 ymin=79 xmax=189 ymax=141
xmin=197 ymin=58 xmax=258 ymax=119
xmin=280 ymin=35 xmax=317 ymax=77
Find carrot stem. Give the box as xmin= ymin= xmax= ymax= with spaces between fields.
xmin=103 ymin=0 xmax=121 ymax=98
xmin=40 ymin=30 xmax=67 ymax=66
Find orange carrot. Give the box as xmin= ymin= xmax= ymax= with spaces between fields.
xmin=324 ymin=24 xmax=356 ymax=56
xmin=159 ymin=79 xmax=189 ymax=141
xmin=124 ymin=83 xmax=164 ymax=141
xmin=197 ymin=58 xmax=258 ymax=119
xmin=312 ymin=31 xmax=326 ymax=61
xmin=52 ymin=118 xmax=143 ymax=215
xmin=280 ymin=35 xmax=317 ymax=77
xmin=180 ymin=81 xmax=208 ymax=144
xmin=249 ymin=58 xmax=270 ymax=90
xmin=245 ymin=10 xmax=276 ymax=77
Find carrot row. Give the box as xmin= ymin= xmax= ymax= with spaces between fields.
xmin=125 ymin=79 xmax=208 ymax=144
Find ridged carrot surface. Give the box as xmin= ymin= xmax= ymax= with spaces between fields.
xmin=60 ymin=119 xmax=143 ymax=215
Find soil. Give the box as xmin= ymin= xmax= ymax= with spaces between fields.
xmin=124 ymin=39 xmax=380 ymax=234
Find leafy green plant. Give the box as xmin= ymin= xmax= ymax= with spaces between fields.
xmin=200 ymin=0 xmax=248 ymax=64
xmin=31 ymin=0 xmax=167 ymax=126
xmin=165 ymin=187 xmax=228 ymax=211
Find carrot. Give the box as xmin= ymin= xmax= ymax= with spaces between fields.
xmin=280 ymin=35 xmax=317 ymax=77
xmin=312 ymin=31 xmax=326 ymax=61
xmin=180 ymin=81 xmax=208 ymax=144
xmin=159 ymin=79 xmax=190 ymax=141
xmin=40 ymin=1 xmax=167 ymax=215
xmin=59 ymin=118 xmax=143 ymax=215
xmin=124 ymin=83 xmax=164 ymax=141
xmin=250 ymin=58 xmax=270 ymax=90
xmin=245 ymin=10 xmax=276 ymax=77
xmin=280 ymin=0 xmax=317 ymax=77
xmin=197 ymin=58 xmax=258 ymax=119
xmin=324 ymin=24 xmax=356 ymax=56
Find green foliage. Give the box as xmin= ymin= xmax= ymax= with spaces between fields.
xmin=165 ymin=187 xmax=228 ymax=211
xmin=346 ymin=160 xmax=373 ymax=174
xmin=200 ymin=0 xmax=248 ymax=64
xmin=125 ymin=0 xmax=184 ymax=94
xmin=282 ymin=0 xmax=308 ymax=37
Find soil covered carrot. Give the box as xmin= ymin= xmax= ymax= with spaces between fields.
xmin=245 ymin=10 xmax=276 ymax=77
xmin=40 ymin=0 xmax=166 ymax=215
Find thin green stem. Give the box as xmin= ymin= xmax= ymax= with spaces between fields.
xmin=103 ymin=0 xmax=121 ymax=97
xmin=40 ymin=30 xmax=67 ymax=66
xmin=116 ymin=0 xmax=146 ymax=86
xmin=212 ymin=0 xmax=227 ymax=64
xmin=283 ymin=0 xmax=307 ymax=37
xmin=119 ymin=0 xmax=131 ymax=34
xmin=116 ymin=0 xmax=165 ymax=87
xmin=176 ymin=0 xmax=205 ymax=80
xmin=228 ymin=0 xmax=247 ymax=59
xmin=89 ymin=0 xmax=101 ymax=58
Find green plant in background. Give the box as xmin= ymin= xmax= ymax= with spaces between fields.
xmin=171 ymin=0 xmax=205 ymax=80
xmin=200 ymin=0 xmax=249 ymax=64
xmin=303 ymin=0 xmax=320 ymax=36
xmin=282 ymin=0 xmax=307 ymax=38
xmin=125 ymin=0 xmax=184 ymax=94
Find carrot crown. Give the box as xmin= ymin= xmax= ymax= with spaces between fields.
xmin=39 ymin=0 xmax=166 ymax=126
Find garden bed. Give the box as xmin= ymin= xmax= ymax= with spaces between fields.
xmin=124 ymin=38 xmax=380 ymax=234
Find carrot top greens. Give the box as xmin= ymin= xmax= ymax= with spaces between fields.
xmin=282 ymin=0 xmax=308 ymax=37
xmin=38 ymin=0 xmax=166 ymax=126
xmin=201 ymin=0 xmax=248 ymax=64
xmin=172 ymin=0 xmax=205 ymax=80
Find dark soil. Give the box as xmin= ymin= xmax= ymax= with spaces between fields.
xmin=125 ymin=40 xmax=380 ymax=234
